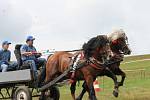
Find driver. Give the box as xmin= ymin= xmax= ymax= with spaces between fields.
xmin=20 ymin=36 xmax=46 ymax=84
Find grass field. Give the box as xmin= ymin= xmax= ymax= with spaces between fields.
xmin=58 ymin=54 xmax=150 ymax=100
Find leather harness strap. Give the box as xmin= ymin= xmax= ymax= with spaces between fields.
xmin=88 ymin=57 xmax=105 ymax=70
xmin=88 ymin=57 xmax=123 ymax=70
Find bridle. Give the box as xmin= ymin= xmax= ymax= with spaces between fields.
xmin=88 ymin=56 xmax=122 ymax=70
xmin=112 ymin=37 xmax=129 ymax=55
xmin=88 ymin=57 xmax=105 ymax=70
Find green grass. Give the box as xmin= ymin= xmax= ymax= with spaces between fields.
xmin=58 ymin=54 xmax=150 ymax=100
xmin=123 ymin=54 xmax=150 ymax=62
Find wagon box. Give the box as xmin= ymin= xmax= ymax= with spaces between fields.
xmin=0 ymin=69 xmax=32 ymax=85
xmin=0 ymin=43 xmax=60 ymax=100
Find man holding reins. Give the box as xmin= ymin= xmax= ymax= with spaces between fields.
xmin=20 ymin=36 xmax=46 ymax=85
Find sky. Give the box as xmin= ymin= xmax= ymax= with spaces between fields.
xmin=0 ymin=0 xmax=150 ymax=59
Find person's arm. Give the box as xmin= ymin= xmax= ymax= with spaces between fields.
xmin=0 ymin=50 xmax=2 ymax=61
xmin=21 ymin=52 xmax=33 ymax=56
xmin=0 ymin=50 xmax=2 ymax=64
xmin=0 ymin=51 xmax=10 ymax=65
xmin=20 ymin=45 xmax=33 ymax=56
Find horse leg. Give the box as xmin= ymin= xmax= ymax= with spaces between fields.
xmin=76 ymin=81 xmax=88 ymax=100
xmin=85 ymin=76 xmax=97 ymax=100
xmin=70 ymin=81 xmax=77 ymax=100
xmin=105 ymin=67 xmax=119 ymax=98
xmin=117 ymin=68 xmax=126 ymax=87
xmin=76 ymin=77 xmax=96 ymax=100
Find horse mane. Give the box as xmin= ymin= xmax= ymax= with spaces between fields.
xmin=82 ymin=35 xmax=108 ymax=59
xmin=107 ymin=29 xmax=126 ymax=41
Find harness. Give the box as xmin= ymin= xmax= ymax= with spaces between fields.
xmin=71 ymin=50 xmax=123 ymax=71
xmin=88 ymin=57 xmax=105 ymax=70
xmin=71 ymin=51 xmax=85 ymax=70
xmin=88 ymin=57 xmax=123 ymax=70
xmin=70 ymin=50 xmax=123 ymax=83
xmin=71 ymin=51 xmax=105 ymax=70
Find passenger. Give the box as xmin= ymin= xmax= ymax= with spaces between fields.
xmin=0 ymin=41 xmax=18 ymax=72
xmin=20 ymin=36 xmax=46 ymax=84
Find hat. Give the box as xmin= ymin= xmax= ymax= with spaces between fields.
xmin=26 ymin=36 xmax=35 ymax=42
xmin=2 ymin=41 xmax=11 ymax=45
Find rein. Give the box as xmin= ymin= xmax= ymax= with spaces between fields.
xmin=88 ymin=57 xmax=105 ymax=70
xmin=65 ymin=49 xmax=83 ymax=52
xmin=88 ymin=57 xmax=123 ymax=70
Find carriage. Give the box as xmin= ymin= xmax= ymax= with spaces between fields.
xmin=0 ymin=44 xmax=60 ymax=100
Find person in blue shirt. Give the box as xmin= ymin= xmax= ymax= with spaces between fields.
xmin=20 ymin=36 xmax=46 ymax=84
xmin=0 ymin=41 xmax=18 ymax=72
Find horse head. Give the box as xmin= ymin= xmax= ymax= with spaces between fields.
xmin=107 ymin=29 xmax=131 ymax=55
xmin=82 ymin=35 xmax=113 ymax=63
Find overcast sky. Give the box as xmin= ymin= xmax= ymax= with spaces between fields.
xmin=0 ymin=0 xmax=150 ymax=58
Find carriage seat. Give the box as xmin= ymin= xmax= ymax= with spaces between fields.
xmin=14 ymin=44 xmax=31 ymax=70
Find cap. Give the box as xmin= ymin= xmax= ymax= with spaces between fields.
xmin=2 ymin=41 xmax=11 ymax=45
xmin=26 ymin=36 xmax=35 ymax=42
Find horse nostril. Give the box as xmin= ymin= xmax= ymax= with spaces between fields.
xmin=128 ymin=51 xmax=131 ymax=54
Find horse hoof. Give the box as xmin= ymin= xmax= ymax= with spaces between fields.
xmin=113 ymin=90 xmax=119 ymax=98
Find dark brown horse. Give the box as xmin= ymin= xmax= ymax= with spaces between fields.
xmin=74 ymin=29 xmax=131 ymax=100
xmin=44 ymin=35 xmax=114 ymax=100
